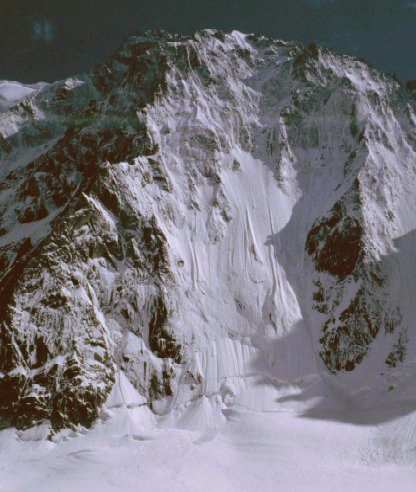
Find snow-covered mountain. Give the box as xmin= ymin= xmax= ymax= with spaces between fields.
xmin=1 ymin=29 xmax=416 ymax=441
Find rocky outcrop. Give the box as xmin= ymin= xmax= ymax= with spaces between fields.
xmin=306 ymin=200 xmax=364 ymax=280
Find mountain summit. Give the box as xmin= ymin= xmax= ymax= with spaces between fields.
xmin=1 ymin=29 xmax=416 ymax=433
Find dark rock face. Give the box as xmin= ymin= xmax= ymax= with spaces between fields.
xmin=292 ymin=41 xmax=321 ymax=80
xmin=385 ymin=331 xmax=407 ymax=369
xmin=0 ymin=166 xmax=184 ymax=429
xmin=0 ymin=31 xmax=189 ymax=432
xmin=148 ymin=295 xmax=182 ymax=363
xmin=319 ymin=288 xmax=378 ymax=372
xmin=306 ymin=198 xmax=403 ymax=373
xmin=306 ymin=201 xmax=364 ymax=280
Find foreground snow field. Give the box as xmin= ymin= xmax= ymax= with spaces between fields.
xmin=1 ymin=373 xmax=416 ymax=492
xmin=1 ymin=28 xmax=416 ymax=490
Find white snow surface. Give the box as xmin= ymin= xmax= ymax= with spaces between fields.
xmin=1 ymin=379 xmax=416 ymax=491
xmin=0 ymin=81 xmax=48 ymax=111
xmin=1 ymin=30 xmax=416 ymax=490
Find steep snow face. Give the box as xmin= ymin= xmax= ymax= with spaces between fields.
xmin=1 ymin=30 xmax=416 ymax=432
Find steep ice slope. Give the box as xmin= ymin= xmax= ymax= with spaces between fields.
xmin=1 ymin=29 xmax=416 ymax=438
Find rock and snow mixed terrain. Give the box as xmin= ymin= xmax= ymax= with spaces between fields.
xmin=0 ymin=81 xmax=49 ymax=111
xmin=1 ymin=29 xmax=416 ymax=491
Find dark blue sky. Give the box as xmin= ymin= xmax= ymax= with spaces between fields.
xmin=1 ymin=0 xmax=416 ymax=83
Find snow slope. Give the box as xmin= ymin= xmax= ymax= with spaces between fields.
xmin=0 ymin=81 xmax=48 ymax=111
xmin=1 ymin=29 xmax=416 ymax=490
xmin=1 ymin=374 xmax=416 ymax=492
